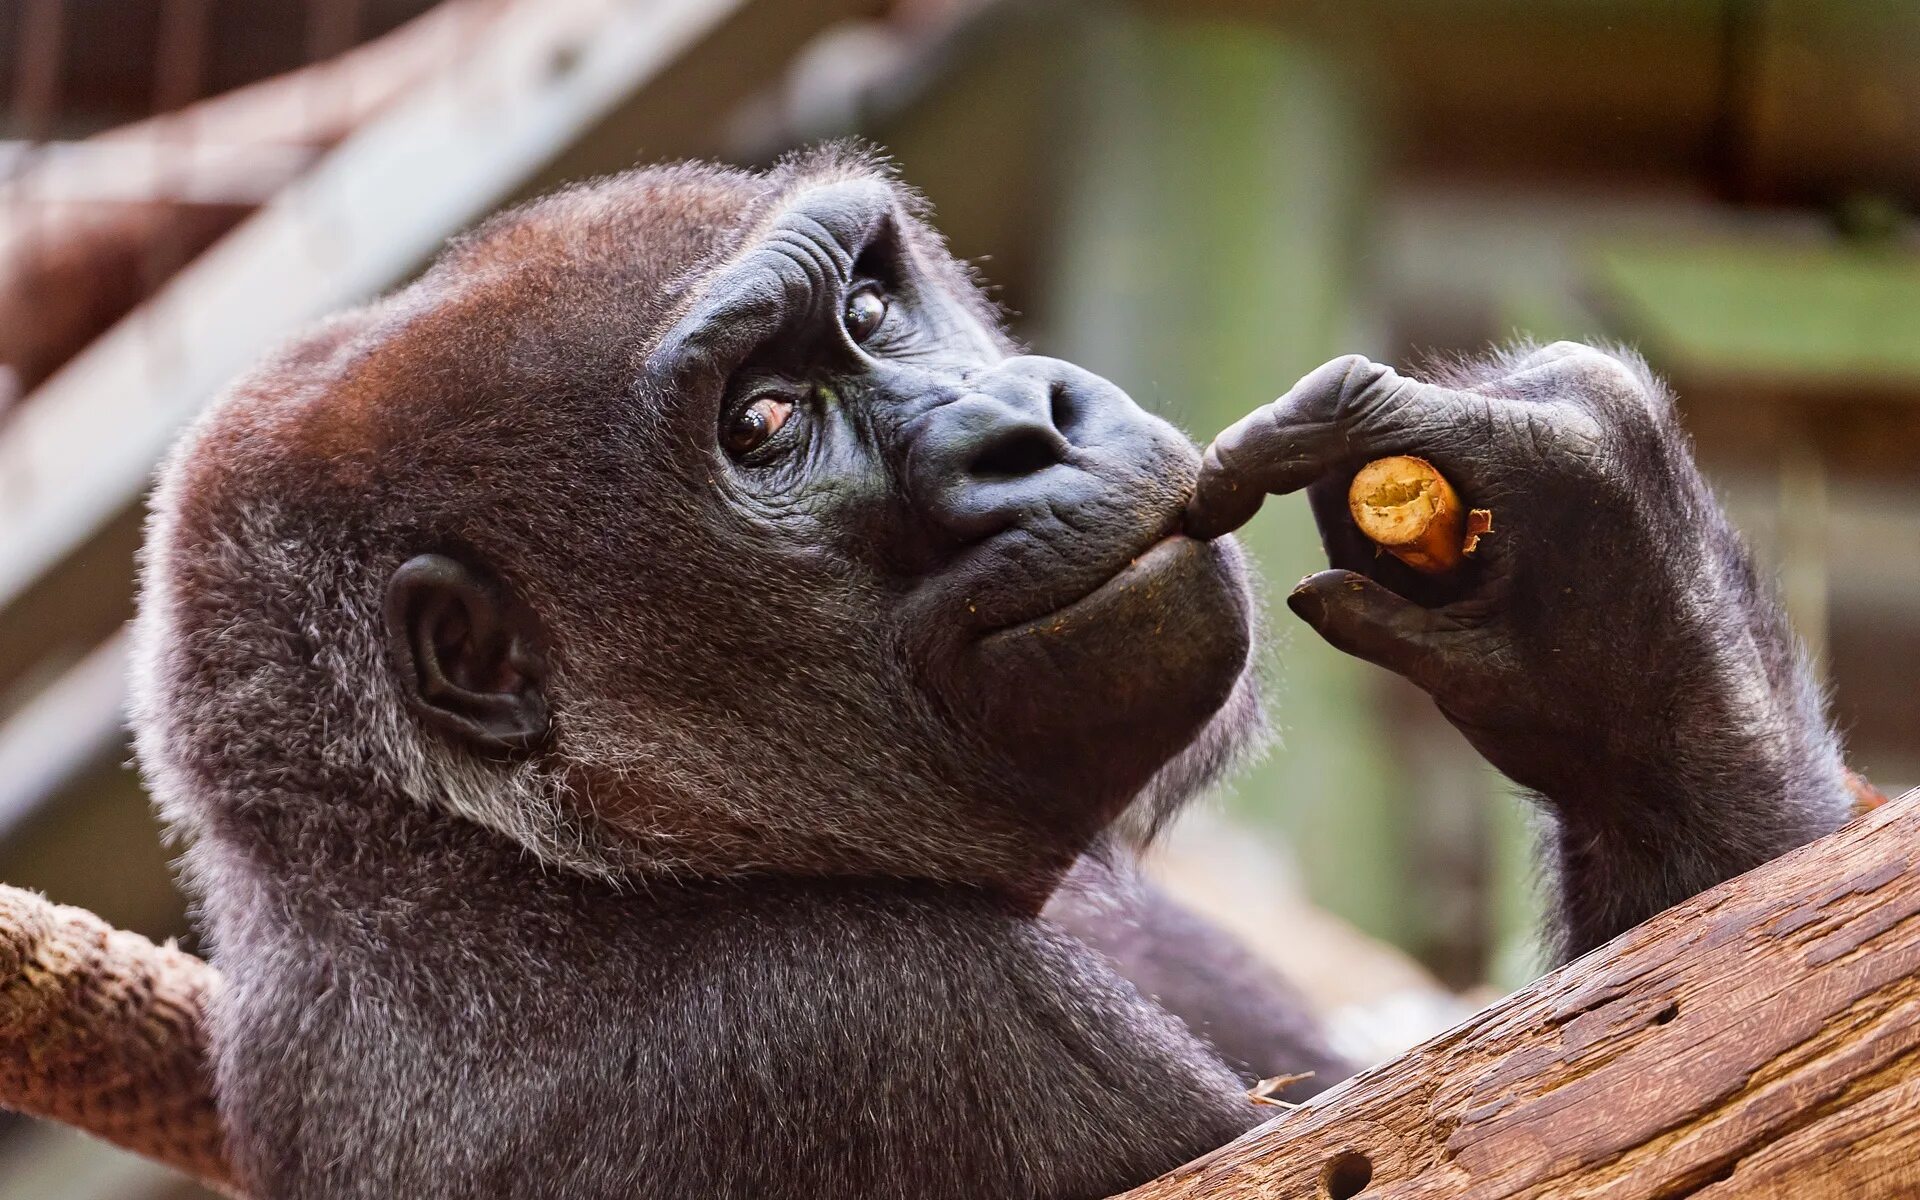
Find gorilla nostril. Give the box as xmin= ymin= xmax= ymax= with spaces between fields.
xmin=969 ymin=425 xmax=1063 ymax=481
xmin=1049 ymin=382 xmax=1078 ymax=434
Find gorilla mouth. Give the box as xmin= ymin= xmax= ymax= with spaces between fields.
xmin=976 ymin=534 xmax=1205 ymax=641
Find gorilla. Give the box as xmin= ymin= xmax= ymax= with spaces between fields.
xmin=130 ymin=148 xmax=1853 ymax=1199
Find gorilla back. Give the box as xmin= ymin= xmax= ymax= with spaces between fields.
xmin=131 ymin=150 xmax=1271 ymax=1197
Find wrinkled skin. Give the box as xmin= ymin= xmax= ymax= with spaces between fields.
xmin=131 ymin=151 xmax=1851 ymax=1200
xmin=641 ymin=177 xmax=1256 ymax=877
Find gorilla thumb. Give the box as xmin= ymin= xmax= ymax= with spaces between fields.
xmin=1286 ymin=569 xmax=1460 ymax=694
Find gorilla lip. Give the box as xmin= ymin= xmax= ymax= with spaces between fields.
xmin=976 ymin=533 xmax=1204 ymax=641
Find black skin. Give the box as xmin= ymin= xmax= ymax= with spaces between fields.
xmin=132 ymin=152 xmax=1851 ymax=1199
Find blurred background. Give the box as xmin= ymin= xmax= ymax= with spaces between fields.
xmin=0 ymin=0 xmax=1915 ymax=1192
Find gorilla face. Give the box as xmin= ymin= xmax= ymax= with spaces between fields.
xmin=362 ymin=157 xmax=1257 ymax=888
xmin=644 ymin=178 xmax=1254 ymax=835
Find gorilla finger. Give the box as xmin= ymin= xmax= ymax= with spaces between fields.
xmin=1185 ymin=355 xmax=1465 ymax=540
xmin=1185 ymin=357 xmax=1385 ymax=539
xmin=1285 ymin=570 xmax=1463 ymax=693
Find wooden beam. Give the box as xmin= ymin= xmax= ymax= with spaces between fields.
xmin=0 ymin=0 xmax=498 ymax=400
xmin=1723 ymin=1 xmax=1920 ymax=206
xmin=0 ymin=635 xmax=126 ymax=844
xmin=511 ymin=0 xmax=875 ymax=195
xmin=1137 ymin=0 xmax=1729 ymax=186
xmin=1124 ymin=793 xmax=1920 ymax=1200
xmin=0 ymin=141 xmax=314 ymax=207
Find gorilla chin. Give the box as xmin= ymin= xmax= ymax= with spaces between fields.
xmin=964 ymin=532 xmax=1257 ymax=809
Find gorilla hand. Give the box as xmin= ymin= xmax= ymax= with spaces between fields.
xmin=1185 ymin=342 xmax=1851 ymax=954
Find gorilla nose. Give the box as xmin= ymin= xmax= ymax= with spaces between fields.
xmin=908 ymin=357 xmax=1126 ymax=542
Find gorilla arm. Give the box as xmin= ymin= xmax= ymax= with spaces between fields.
xmin=1045 ymin=857 xmax=1354 ymax=1100
xmin=1185 ymin=343 xmax=1855 ymax=959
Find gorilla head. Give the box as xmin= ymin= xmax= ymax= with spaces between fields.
xmin=137 ymin=148 xmax=1257 ymax=904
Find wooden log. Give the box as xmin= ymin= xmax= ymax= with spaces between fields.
xmin=1123 ymin=791 xmax=1920 ymax=1200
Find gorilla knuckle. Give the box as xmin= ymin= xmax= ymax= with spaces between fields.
xmin=1538 ymin=407 xmax=1612 ymax=471
xmin=1543 ymin=343 xmax=1666 ymax=416
xmin=1326 ymin=354 xmax=1396 ymax=413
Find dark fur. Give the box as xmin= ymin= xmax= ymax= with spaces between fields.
xmin=1418 ymin=344 xmax=1854 ymax=956
xmin=131 ymin=152 xmax=1848 ymax=1198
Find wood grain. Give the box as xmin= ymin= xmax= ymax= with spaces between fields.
xmin=1123 ymin=793 xmax=1920 ymax=1200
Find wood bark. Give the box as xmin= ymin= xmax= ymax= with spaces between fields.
xmin=1125 ymin=792 xmax=1920 ymax=1200
xmin=0 ymin=796 xmax=1915 ymax=1197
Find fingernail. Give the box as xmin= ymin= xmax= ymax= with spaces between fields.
xmin=1286 ymin=584 xmax=1324 ymax=625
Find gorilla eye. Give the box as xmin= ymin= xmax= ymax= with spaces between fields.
xmin=722 ymin=394 xmax=793 ymax=456
xmin=843 ymin=285 xmax=887 ymax=344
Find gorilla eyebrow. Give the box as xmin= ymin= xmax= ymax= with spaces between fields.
xmin=643 ymin=179 xmax=900 ymax=391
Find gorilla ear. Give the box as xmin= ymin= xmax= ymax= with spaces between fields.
xmin=385 ymin=553 xmax=549 ymax=753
